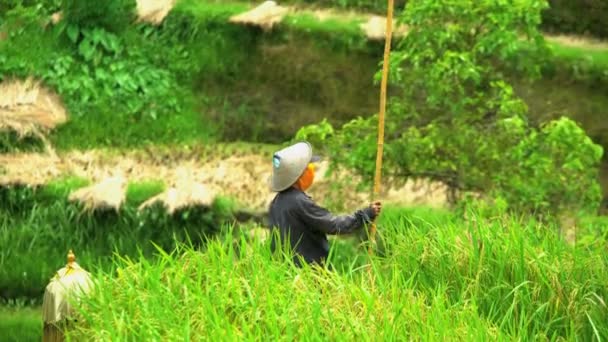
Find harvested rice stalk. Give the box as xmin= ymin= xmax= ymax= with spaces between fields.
xmin=359 ymin=15 xmax=407 ymax=40
xmin=229 ymin=1 xmax=289 ymax=31
xmin=138 ymin=182 xmax=217 ymax=214
xmin=0 ymin=78 xmax=66 ymax=156
xmin=68 ymin=176 xmax=127 ymax=212
xmin=136 ymin=0 xmax=176 ymax=25
xmin=0 ymin=78 xmax=67 ymax=137
xmin=48 ymin=0 xmax=176 ymax=26
xmin=0 ymin=152 xmax=63 ymax=186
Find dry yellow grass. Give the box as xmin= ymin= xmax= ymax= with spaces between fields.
xmin=0 ymin=78 xmax=67 ymax=139
xmin=546 ymin=34 xmax=608 ymax=50
xmin=0 ymin=148 xmax=448 ymax=211
xmin=0 ymin=153 xmax=63 ymax=185
xmin=312 ymin=8 xmax=364 ymax=22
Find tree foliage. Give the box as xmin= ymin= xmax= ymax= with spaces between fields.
xmin=298 ymin=0 xmax=603 ymax=217
xmin=61 ymin=0 xmax=135 ymax=33
xmin=282 ymin=0 xmax=608 ymax=39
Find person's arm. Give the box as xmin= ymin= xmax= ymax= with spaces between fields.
xmin=295 ymin=195 xmax=376 ymax=235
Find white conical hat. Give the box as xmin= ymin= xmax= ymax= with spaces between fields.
xmin=270 ymin=142 xmax=319 ymax=192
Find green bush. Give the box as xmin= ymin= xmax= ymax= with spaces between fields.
xmin=283 ymin=0 xmax=608 ymax=38
xmin=298 ymin=0 xmax=603 ymax=218
xmin=0 ymin=0 xmax=60 ymax=17
xmin=60 ymin=0 xmax=136 ymax=33
xmin=0 ymin=0 xmax=266 ymax=148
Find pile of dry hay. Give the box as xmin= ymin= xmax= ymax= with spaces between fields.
xmin=139 ymin=182 xmax=217 ymax=214
xmin=65 ymin=166 xmax=221 ymax=214
xmin=48 ymin=0 xmax=176 ymax=27
xmin=139 ymin=167 xmax=219 ymax=214
xmin=0 ymin=152 xmax=64 ymax=186
xmin=228 ymin=1 xmax=407 ymax=40
xmin=229 ymin=1 xmax=289 ymax=31
xmin=0 ymin=78 xmax=67 ymax=141
xmin=68 ymin=176 xmax=128 ymax=212
xmin=359 ymin=15 xmax=408 ymax=41
xmin=136 ymin=0 xmax=176 ymax=25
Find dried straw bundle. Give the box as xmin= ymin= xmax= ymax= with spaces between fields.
xmin=68 ymin=176 xmax=127 ymax=212
xmin=138 ymin=181 xmax=217 ymax=214
xmin=229 ymin=1 xmax=289 ymax=31
xmin=359 ymin=15 xmax=407 ymax=41
xmin=136 ymin=0 xmax=176 ymax=25
xmin=0 ymin=78 xmax=67 ymax=139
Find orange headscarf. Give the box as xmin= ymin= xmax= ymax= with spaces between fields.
xmin=295 ymin=163 xmax=315 ymax=191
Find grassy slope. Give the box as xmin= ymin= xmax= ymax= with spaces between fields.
xmin=0 ymin=176 xmax=243 ymax=300
xmin=0 ymin=306 xmax=41 ymax=342
xmin=69 ymin=2 xmax=608 ymax=149
xmin=1 ymin=5 xmax=606 ymax=338
xmin=1 ymin=1 xmax=606 ymax=152
xmin=199 ymin=1 xmax=608 ymax=76
xmin=59 ymin=208 xmax=608 ymax=340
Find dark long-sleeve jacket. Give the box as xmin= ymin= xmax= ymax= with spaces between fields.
xmin=268 ymin=187 xmax=376 ymax=266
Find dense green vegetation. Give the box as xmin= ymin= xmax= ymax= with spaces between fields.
xmin=0 ymin=305 xmax=41 ymax=341
xmin=299 ymin=0 xmax=604 ymax=219
xmin=1 ymin=1 xmax=607 ymax=150
xmin=57 ymin=209 xmax=607 ymax=340
xmin=0 ymin=0 xmax=256 ymax=148
xmin=0 ymin=0 xmax=607 ymax=340
xmin=282 ymin=0 xmax=608 ymax=39
xmin=0 ymin=179 xmax=239 ymax=300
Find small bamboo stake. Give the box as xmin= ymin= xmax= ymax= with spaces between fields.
xmin=368 ymin=0 xmax=394 ymax=255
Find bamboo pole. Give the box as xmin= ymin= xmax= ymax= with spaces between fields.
xmin=368 ymin=0 xmax=394 ymax=255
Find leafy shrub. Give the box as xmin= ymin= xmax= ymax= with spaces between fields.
xmin=283 ymin=0 xmax=608 ymax=38
xmin=44 ymin=25 xmax=181 ymax=119
xmin=0 ymin=0 xmax=60 ymax=17
xmin=298 ymin=0 xmax=603 ymax=218
xmin=60 ymin=0 xmax=136 ymax=33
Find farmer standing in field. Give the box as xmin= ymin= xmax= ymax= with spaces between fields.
xmin=268 ymin=141 xmax=381 ymax=267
